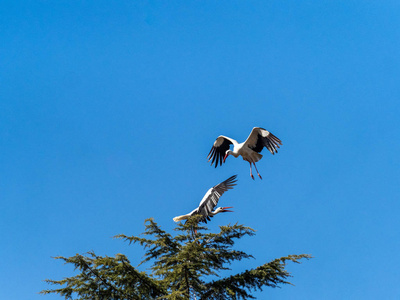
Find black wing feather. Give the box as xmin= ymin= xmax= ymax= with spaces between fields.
xmin=251 ymin=133 xmax=265 ymax=153
xmin=197 ymin=175 xmax=238 ymax=223
xmin=249 ymin=132 xmax=282 ymax=154
xmin=207 ymin=138 xmax=233 ymax=168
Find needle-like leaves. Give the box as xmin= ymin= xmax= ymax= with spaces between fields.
xmin=41 ymin=218 xmax=311 ymax=300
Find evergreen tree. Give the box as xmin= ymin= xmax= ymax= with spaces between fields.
xmin=41 ymin=217 xmax=311 ymax=299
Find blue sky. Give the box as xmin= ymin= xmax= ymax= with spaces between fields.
xmin=1 ymin=1 xmax=400 ymax=299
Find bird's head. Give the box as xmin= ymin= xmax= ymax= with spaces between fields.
xmin=223 ymin=150 xmax=232 ymax=163
xmin=214 ymin=206 xmax=234 ymax=214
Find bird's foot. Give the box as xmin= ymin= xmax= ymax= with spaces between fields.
xmin=258 ymin=174 xmax=262 ymax=180
xmin=251 ymin=174 xmax=255 ymax=180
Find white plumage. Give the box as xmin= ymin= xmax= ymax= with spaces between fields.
xmin=207 ymin=127 xmax=282 ymax=179
xmin=173 ymin=175 xmax=237 ymax=223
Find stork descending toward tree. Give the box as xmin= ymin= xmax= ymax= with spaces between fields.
xmin=207 ymin=127 xmax=282 ymax=180
xmin=173 ymin=175 xmax=237 ymax=224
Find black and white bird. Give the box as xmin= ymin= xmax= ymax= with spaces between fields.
xmin=173 ymin=175 xmax=237 ymax=223
xmin=207 ymin=127 xmax=282 ymax=180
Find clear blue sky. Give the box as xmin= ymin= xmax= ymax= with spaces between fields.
xmin=1 ymin=1 xmax=400 ymax=299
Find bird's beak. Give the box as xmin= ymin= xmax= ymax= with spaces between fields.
xmin=221 ymin=206 xmax=234 ymax=212
xmin=223 ymin=153 xmax=228 ymax=163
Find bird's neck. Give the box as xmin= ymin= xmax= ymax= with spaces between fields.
xmin=210 ymin=210 xmax=221 ymax=217
xmin=231 ymin=151 xmax=240 ymax=158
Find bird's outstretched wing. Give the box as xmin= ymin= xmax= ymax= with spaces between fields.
xmin=207 ymin=136 xmax=236 ymax=168
xmin=198 ymin=175 xmax=237 ymax=222
xmin=244 ymin=127 xmax=282 ymax=154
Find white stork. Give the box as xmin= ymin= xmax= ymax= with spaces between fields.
xmin=207 ymin=127 xmax=282 ymax=180
xmin=173 ymin=175 xmax=237 ymax=223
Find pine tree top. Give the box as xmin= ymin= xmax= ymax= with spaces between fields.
xmin=41 ymin=217 xmax=311 ymax=300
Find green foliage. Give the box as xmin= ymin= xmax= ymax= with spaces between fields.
xmin=41 ymin=217 xmax=311 ymax=299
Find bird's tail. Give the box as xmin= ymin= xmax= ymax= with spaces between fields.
xmin=173 ymin=215 xmax=188 ymax=222
xmin=253 ymin=152 xmax=263 ymax=162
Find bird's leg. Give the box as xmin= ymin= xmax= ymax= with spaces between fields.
xmin=253 ymin=162 xmax=262 ymax=179
xmin=249 ymin=162 xmax=254 ymax=180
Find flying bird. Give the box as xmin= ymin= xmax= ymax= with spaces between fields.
xmin=173 ymin=175 xmax=237 ymax=224
xmin=207 ymin=127 xmax=282 ymax=180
